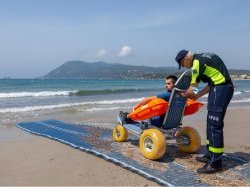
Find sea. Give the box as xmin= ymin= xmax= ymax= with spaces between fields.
xmin=0 ymin=79 xmax=250 ymax=126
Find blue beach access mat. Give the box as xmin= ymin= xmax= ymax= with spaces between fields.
xmin=16 ymin=120 xmax=250 ymax=186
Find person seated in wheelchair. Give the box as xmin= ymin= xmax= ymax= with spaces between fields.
xmin=120 ymin=75 xmax=177 ymax=126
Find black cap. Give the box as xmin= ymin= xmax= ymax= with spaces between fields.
xmin=175 ymin=50 xmax=189 ymax=69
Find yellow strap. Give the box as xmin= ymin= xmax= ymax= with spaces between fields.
xmin=206 ymin=140 xmax=209 ymax=145
xmin=209 ymin=146 xmax=224 ymax=153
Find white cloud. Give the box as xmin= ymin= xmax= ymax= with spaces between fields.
xmin=97 ymin=49 xmax=108 ymax=57
xmin=118 ymin=46 xmax=132 ymax=57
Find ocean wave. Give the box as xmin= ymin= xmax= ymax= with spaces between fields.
xmin=69 ymin=88 xmax=156 ymax=96
xmin=201 ymin=91 xmax=242 ymax=98
xmin=201 ymin=98 xmax=250 ymax=104
xmin=0 ymin=88 xmax=158 ymax=98
xmin=231 ymin=98 xmax=250 ymax=103
xmin=0 ymin=98 xmax=144 ymax=113
xmin=1 ymin=96 xmax=249 ymax=113
xmin=0 ymin=91 xmax=77 ymax=98
xmin=83 ymin=106 xmax=131 ymax=112
xmin=243 ymin=90 xmax=250 ymax=93
xmin=1 ymin=88 xmax=247 ymax=99
xmin=233 ymin=91 xmax=242 ymax=95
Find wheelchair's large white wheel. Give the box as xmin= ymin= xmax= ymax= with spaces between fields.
xmin=112 ymin=125 xmax=128 ymax=142
xmin=175 ymin=126 xmax=201 ymax=153
xmin=139 ymin=129 xmax=166 ymax=160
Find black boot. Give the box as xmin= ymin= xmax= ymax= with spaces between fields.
xmin=197 ymin=160 xmax=222 ymax=174
xmin=196 ymin=154 xmax=210 ymax=163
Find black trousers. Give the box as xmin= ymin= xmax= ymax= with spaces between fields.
xmin=206 ymin=83 xmax=234 ymax=163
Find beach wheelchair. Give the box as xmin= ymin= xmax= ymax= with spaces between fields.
xmin=112 ymin=70 xmax=204 ymax=160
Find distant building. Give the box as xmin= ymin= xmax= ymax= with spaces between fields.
xmin=240 ymin=74 xmax=248 ymax=79
xmin=230 ymin=74 xmax=239 ymax=79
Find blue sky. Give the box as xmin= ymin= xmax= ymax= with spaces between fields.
xmin=0 ymin=0 xmax=250 ymax=78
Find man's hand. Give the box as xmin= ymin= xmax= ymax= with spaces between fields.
xmin=181 ymin=87 xmax=195 ymax=98
xmin=182 ymin=85 xmax=210 ymax=100
xmin=189 ymin=94 xmax=199 ymax=100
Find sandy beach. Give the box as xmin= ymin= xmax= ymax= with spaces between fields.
xmin=0 ymin=107 xmax=249 ymax=186
xmin=0 ymin=136 xmax=158 ymax=186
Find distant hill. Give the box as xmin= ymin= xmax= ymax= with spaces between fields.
xmin=228 ymin=69 xmax=250 ymax=75
xmin=43 ymin=61 xmax=250 ymax=79
xmin=43 ymin=61 xmax=180 ymax=79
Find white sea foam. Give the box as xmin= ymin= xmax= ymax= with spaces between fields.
xmin=231 ymin=98 xmax=250 ymax=103
xmin=1 ymin=94 xmax=249 ymax=114
xmin=202 ymin=98 xmax=250 ymax=104
xmin=0 ymin=98 xmax=144 ymax=113
xmin=201 ymin=91 xmax=242 ymax=98
xmin=84 ymin=106 xmax=131 ymax=112
xmin=233 ymin=91 xmax=242 ymax=95
xmin=0 ymin=91 xmax=77 ymax=98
